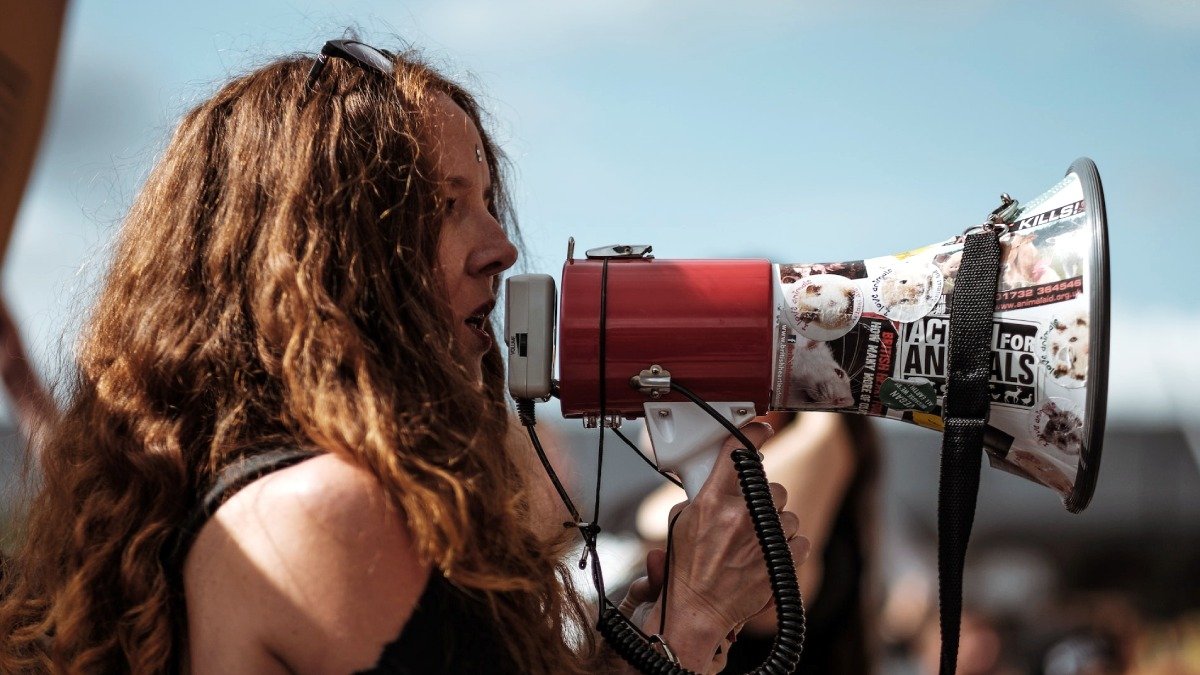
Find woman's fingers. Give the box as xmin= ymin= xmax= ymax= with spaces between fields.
xmin=779 ymin=509 xmax=801 ymax=542
xmin=625 ymin=575 xmax=655 ymax=607
xmin=718 ymin=421 xmax=774 ymax=455
xmin=667 ymin=500 xmax=687 ymax=525
xmin=645 ymin=548 xmax=667 ymax=592
xmin=789 ymin=533 xmax=812 ymax=566
xmin=702 ymin=422 xmax=775 ymax=500
xmin=769 ymin=481 xmax=789 ymax=510
xmin=619 ymin=547 xmax=670 ymax=628
xmin=777 ymin=509 xmax=810 ymax=565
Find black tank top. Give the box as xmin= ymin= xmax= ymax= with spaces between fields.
xmin=176 ymin=448 xmax=520 ymax=674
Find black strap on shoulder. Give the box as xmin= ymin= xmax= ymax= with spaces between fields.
xmin=938 ymin=229 xmax=1002 ymax=675
xmin=169 ymin=447 xmax=322 ymax=568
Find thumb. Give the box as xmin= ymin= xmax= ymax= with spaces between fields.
xmin=626 ymin=548 xmax=667 ymax=606
xmin=646 ymin=548 xmax=666 ymax=594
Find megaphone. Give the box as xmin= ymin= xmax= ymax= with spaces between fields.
xmin=507 ymin=158 xmax=1109 ymax=512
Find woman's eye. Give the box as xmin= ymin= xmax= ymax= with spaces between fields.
xmin=445 ymin=198 xmax=457 ymax=213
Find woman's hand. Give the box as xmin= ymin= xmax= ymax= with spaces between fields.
xmin=618 ymin=422 xmax=811 ymax=673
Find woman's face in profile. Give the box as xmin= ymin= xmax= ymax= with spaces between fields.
xmin=430 ymin=94 xmax=518 ymax=379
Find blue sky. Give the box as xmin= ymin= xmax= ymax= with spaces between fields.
xmin=7 ymin=0 xmax=1200 ymax=422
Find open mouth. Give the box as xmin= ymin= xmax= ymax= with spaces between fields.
xmin=465 ymin=299 xmax=495 ymax=328
xmin=464 ymin=300 xmax=495 ymax=348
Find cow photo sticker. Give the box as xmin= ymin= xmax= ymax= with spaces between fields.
xmin=783 ymin=273 xmax=863 ymax=341
xmin=870 ymin=261 xmax=943 ymax=323
xmin=1039 ymin=311 xmax=1089 ymax=388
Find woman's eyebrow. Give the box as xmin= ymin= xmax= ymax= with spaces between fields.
xmin=446 ymin=175 xmax=492 ymax=202
xmin=445 ymin=175 xmax=474 ymax=190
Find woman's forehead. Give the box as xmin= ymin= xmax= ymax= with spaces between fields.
xmin=428 ymin=93 xmax=488 ymax=183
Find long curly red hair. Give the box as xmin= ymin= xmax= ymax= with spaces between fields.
xmin=0 ymin=47 xmax=589 ymax=673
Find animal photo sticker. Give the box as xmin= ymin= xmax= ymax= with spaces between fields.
xmin=1041 ymin=224 xmax=1088 ymax=282
xmin=1001 ymin=233 xmax=1057 ymax=291
xmin=1031 ymin=397 xmax=1085 ymax=459
xmin=1039 ymin=311 xmax=1089 ymax=388
xmin=870 ymin=261 xmax=943 ymax=323
xmin=778 ymin=334 xmax=855 ymax=409
xmin=783 ymin=273 xmax=864 ymax=341
xmin=771 ymin=313 xmax=897 ymax=412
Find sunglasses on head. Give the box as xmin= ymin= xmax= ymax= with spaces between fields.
xmin=306 ymin=39 xmax=395 ymax=89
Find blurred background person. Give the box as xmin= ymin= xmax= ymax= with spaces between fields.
xmin=0 ymin=297 xmax=57 ymax=450
xmin=0 ymin=2 xmax=66 ymax=453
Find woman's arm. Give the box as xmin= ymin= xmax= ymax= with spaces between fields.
xmin=0 ymin=297 xmax=58 ymax=448
xmin=184 ymin=453 xmax=430 ymax=675
xmin=754 ymin=412 xmax=857 ymax=603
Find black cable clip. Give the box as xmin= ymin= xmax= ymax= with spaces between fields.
xmin=567 ymin=521 xmax=602 ymax=569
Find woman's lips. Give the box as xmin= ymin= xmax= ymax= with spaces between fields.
xmin=465 ymin=317 xmax=493 ymax=351
xmin=463 ymin=299 xmax=495 ymax=351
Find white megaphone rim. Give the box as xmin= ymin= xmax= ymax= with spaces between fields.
xmin=1065 ymin=157 xmax=1109 ymax=513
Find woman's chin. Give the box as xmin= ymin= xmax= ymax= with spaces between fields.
xmin=455 ymin=345 xmax=485 ymax=384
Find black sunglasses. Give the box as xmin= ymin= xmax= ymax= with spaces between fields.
xmin=306 ymin=39 xmax=395 ymax=89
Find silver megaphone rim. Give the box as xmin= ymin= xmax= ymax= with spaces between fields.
xmin=1065 ymin=157 xmax=1110 ymax=513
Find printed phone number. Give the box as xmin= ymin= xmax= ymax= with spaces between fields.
xmin=997 ymin=276 xmax=1083 ymax=302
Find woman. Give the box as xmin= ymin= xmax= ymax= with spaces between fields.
xmin=0 ymin=40 xmax=807 ymax=673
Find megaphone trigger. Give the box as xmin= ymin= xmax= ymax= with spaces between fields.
xmin=643 ymin=401 xmax=757 ymax=500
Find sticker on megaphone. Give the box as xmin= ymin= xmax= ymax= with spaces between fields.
xmin=779 ymin=272 xmax=864 ymax=341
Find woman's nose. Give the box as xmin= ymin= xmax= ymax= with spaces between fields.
xmin=469 ymin=218 xmax=518 ymax=278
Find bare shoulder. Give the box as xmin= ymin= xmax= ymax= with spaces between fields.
xmin=185 ymin=453 xmax=431 ymax=675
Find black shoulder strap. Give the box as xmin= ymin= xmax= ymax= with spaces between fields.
xmin=169 ymin=447 xmax=322 ymax=568
xmin=938 ymin=229 xmax=1002 ymax=675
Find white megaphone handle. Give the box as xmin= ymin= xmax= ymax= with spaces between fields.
xmin=643 ymin=402 xmax=758 ymax=499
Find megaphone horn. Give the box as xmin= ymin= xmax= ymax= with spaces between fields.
xmin=508 ymin=157 xmax=1110 ymax=512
